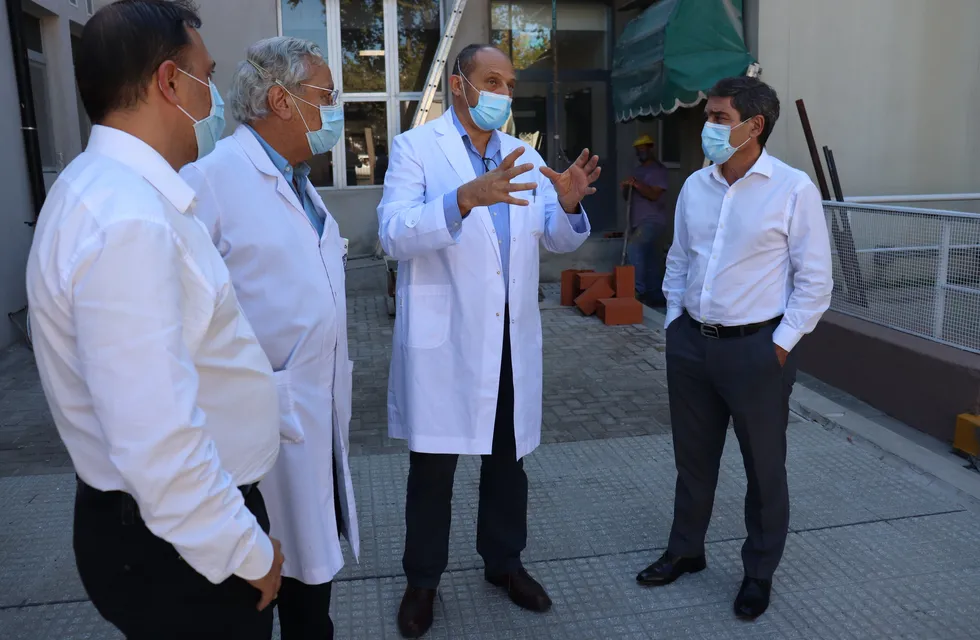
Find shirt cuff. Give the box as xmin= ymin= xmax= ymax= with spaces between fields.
xmin=566 ymin=208 xmax=587 ymax=233
xmin=233 ymin=527 xmax=274 ymax=581
xmin=772 ymin=323 xmax=803 ymax=352
xmin=442 ymin=191 xmax=464 ymax=241
xmin=664 ymin=305 xmax=683 ymax=328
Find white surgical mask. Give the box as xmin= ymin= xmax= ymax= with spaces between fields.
xmin=701 ymin=119 xmax=750 ymax=165
xmin=177 ymin=69 xmax=225 ymax=160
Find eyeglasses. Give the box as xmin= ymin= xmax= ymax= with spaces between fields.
xmin=482 ymin=157 xmax=498 ymax=173
xmin=301 ymin=83 xmax=340 ymax=107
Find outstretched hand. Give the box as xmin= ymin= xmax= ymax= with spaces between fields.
xmin=541 ymin=149 xmax=601 ymax=213
xmin=457 ymin=148 xmax=537 ymax=217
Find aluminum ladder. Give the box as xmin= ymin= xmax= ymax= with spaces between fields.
xmin=380 ymin=0 xmax=469 ymax=315
xmin=410 ymin=0 xmax=469 ymax=129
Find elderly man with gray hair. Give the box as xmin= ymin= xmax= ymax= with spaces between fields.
xmin=181 ymin=36 xmax=357 ymax=639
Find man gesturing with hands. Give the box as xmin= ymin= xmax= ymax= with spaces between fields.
xmin=378 ymin=43 xmax=597 ymax=638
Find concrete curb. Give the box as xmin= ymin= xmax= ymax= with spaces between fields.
xmin=640 ymin=304 xmax=980 ymax=503
xmin=789 ymin=388 xmax=980 ymax=502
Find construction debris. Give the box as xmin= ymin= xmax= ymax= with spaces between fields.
xmin=562 ymin=266 xmax=644 ymax=326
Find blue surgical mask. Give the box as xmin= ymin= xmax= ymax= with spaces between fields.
xmin=287 ymin=88 xmax=344 ymax=156
xmin=459 ymin=69 xmax=512 ymax=132
xmin=701 ymin=119 xmax=750 ymax=165
xmin=178 ymin=69 xmax=225 ymax=160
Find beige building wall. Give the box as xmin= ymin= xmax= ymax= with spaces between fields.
xmin=752 ymin=0 xmax=980 ymax=201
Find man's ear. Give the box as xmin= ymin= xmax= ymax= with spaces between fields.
xmin=156 ymin=60 xmax=181 ymax=106
xmin=751 ymin=114 xmax=765 ymax=139
xmin=267 ymin=84 xmax=292 ymax=120
xmin=449 ymin=74 xmax=463 ymax=98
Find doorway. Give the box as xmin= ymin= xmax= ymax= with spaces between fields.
xmin=510 ymin=77 xmax=616 ymax=231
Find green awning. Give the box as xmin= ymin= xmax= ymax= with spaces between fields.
xmin=612 ymin=0 xmax=756 ymax=122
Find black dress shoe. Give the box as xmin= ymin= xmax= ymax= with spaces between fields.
xmin=734 ymin=576 xmax=772 ymax=620
xmin=486 ymin=568 xmax=552 ymax=612
xmin=635 ymin=551 xmax=707 ymax=586
xmin=397 ymin=586 xmax=436 ymax=638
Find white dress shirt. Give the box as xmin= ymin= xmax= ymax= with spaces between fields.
xmin=663 ymin=150 xmax=833 ymax=351
xmin=26 ymin=125 xmax=280 ymax=584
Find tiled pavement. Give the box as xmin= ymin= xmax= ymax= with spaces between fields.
xmin=1 ymin=285 xmax=979 ymax=638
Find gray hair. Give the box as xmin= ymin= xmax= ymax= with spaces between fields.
xmin=229 ymin=36 xmax=325 ymax=124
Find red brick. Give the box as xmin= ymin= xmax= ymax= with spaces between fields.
xmin=597 ymin=297 xmax=644 ymax=325
xmin=577 ymin=272 xmax=613 ymax=291
xmin=561 ymin=269 xmax=590 ymax=306
xmin=613 ymin=265 xmax=635 ymax=299
xmin=574 ymin=280 xmax=615 ymax=316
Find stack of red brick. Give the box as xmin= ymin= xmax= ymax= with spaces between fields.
xmin=560 ymin=266 xmax=644 ymax=326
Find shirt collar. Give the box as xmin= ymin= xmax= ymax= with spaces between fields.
xmin=245 ymin=124 xmax=310 ymax=183
xmin=85 ymin=125 xmax=195 ymax=214
xmin=711 ymin=149 xmax=774 ymax=185
xmin=450 ymin=107 xmax=501 ymax=160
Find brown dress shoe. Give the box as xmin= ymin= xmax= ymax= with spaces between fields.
xmin=485 ymin=568 xmax=552 ymax=612
xmin=397 ymin=586 xmax=436 ymax=638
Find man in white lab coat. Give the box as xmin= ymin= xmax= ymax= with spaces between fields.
xmin=180 ymin=37 xmax=357 ymax=640
xmin=378 ymin=44 xmax=600 ymax=638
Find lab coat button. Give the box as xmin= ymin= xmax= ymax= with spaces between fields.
xmin=497 ymin=270 xmax=501 ymax=275
xmin=496 ymin=312 xmax=500 ymax=317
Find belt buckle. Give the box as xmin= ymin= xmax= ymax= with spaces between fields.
xmin=700 ymin=323 xmax=720 ymax=339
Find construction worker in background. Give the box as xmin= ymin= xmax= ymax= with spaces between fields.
xmin=621 ymin=134 xmax=670 ymax=307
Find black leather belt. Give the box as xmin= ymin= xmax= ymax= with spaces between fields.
xmin=688 ymin=315 xmax=782 ymax=339
xmin=76 ymin=476 xmax=258 ymax=525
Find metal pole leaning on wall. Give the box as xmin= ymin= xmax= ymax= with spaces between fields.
xmin=823 ymin=146 xmax=868 ymax=306
xmin=797 ymin=99 xmax=867 ymax=307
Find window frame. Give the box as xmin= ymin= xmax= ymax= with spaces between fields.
xmin=278 ymin=0 xmax=445 ymax=190
xmin=656 ymin=118 xmax=681 ymax=170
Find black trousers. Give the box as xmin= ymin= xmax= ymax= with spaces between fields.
xmin=665 ymin=313 xmax=796 ymax=580
xmin=275 ymin=460 xmax=343 ymax=640
xmin=74 ymin=480 xmax=273 ymax=640
xmin=403 ymin=318 xmax=528 ymax=588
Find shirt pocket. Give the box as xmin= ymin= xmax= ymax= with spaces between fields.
xmin=399 ymin=284 xmax=451 ymax=349
xmin=273 ymin=369 xmax=305 ymax=444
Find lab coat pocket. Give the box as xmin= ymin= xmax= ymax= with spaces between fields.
xmin=274 ymin=369 xmax=305 ymax=444
xmin=529 ymin=200 xmax=546 ymax=237
xmin=401 ymin=284 xmax=451 ymax=349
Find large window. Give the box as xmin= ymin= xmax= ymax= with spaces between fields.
xmin=491 ymin=1 xmax=610 ymax=72
xmin=280 ymin=0 xmax=443 ymax=188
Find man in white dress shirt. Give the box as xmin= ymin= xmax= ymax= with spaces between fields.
xmin=181 ymin=36 xmax=358 ymax=640
xmin=635 ymin=76 xmax=833 ymax=620
xmin=25 ymin=2 xmax=284 ymax=638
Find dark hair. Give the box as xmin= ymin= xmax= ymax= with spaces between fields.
xmin=76 ymin=0 xmax=202 ymax=123
xmin=707 ymin=76 xmax=780 ymax=147
xmin=453 ymin=43 xmax=499 ymax=77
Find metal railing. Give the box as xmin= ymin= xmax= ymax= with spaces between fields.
xmin=823 ymin=202 xmax=980 ymax=354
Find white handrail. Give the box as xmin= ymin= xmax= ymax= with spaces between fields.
xmin=824 ymin=201 xmax=980 ymax=220
xmin=844 ymin=193 xmax=980 ymax=204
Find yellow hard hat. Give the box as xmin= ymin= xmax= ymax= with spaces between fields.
xmin=632 ymin=134 xmax=655 ymax=147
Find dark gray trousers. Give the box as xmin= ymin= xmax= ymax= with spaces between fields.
xmin=665 ymin=312 xmax=796 ymax=580
xmin=402 ymin=313 xmax=528 ymax=588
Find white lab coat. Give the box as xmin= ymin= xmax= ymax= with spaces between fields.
xmin=180 ymin=125 xmax=358 ymax=585
xmin=378 ymin=110 xmax=590 ymax=459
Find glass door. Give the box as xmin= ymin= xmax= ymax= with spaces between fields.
xmin=558 ymin=80 xmax=614 ymax=230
